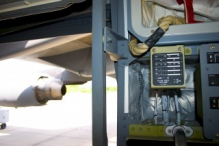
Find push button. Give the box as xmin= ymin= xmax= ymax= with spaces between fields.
xmin=210 ymin=98 xmax=219 ymax=109
xmin=208 ymin=74 xmax=219 ymax=86
xmin=207 ymin=53 xmax=215 ymax=63
xmin=207 ymin=52 xmax=219 ymax=63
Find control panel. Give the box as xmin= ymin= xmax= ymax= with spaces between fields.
xmin=150 ymin=45 xmax=185 ymax=89
xmin=207 ymin=52 xmax=219 ymax=63
xmin=199 ymin=44 xmax=219 ymax=140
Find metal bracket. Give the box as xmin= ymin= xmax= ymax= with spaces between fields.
xmin=104 ymin=27 xmax=128 ymax=61
xmin=165 ymin=125 xmax=193 ymax=137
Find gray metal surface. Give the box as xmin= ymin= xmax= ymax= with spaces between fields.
xmin=199 ymin=43 xmax=219 ymax=140
xmin=92 ymin=0 xmax=108 ymax=145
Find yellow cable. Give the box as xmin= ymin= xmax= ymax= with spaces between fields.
xmin=158 ymin=15 xmax=185 ymax=31
xmin=129 ymin=15 xmax=185 ymax=56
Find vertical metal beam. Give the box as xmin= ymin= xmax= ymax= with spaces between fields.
xmin=110 ymin=0 xmax=118 ymax=33
xmin=117 ymin=0 xmax=127 ymax=37
xmin=92 ymin=0 xmax=108 ymax=146
xmin=113 ymin=0 xmax=129 ymax=146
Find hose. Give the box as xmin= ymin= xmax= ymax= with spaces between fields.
xmin=129 ymin=15 xmax=185 ymax=56
xmin=174 ymin=128 xmax=187 ymax=146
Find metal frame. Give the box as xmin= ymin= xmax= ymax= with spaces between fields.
xmin=92 ymin=0 xmax=107 ymax=146
xmin=107 ymin=0 xmax=219 ymax=146
xmin=110 ymin=1 xmax=136 ymax=146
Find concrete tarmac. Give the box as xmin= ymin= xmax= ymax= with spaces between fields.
xmin=0 ymin=92 xmax=117 ymax=146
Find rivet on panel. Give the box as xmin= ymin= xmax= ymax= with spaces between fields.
xmin=147 ymin=128 xmax=150 ymax=132
xmin=152 ymin=48 xmax=156 ymax=52
xmin=139 ymin=127 xmax=142 ymax=131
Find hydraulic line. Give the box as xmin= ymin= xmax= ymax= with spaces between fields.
xmin=129 ymin=15 xmax=185 ymax=56
xmin=174 ymin=128 xmax=187 ymax=146
xmin=154 ymin=91 xmax=158 ymax=125
xmin=174 ymin=92 xmax=181 ymax=126
xmin=162 ymin=92 xmax=169 ymax=125
xmin=137 ymin=71 xmax=144 ymax=122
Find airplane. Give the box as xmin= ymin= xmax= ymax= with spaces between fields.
xmin=0 ymin=0 xmax=116 ymax=131
xmin=0 ymin=0 xmax=115 ymax=108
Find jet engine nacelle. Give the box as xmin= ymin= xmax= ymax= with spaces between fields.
xmin=0 ymin=75 xmax=66 ymax=107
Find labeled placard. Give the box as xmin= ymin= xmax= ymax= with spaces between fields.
xmin=150 ymin=46 xmax=185 ymax=88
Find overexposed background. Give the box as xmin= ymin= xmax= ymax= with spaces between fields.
xmin=0 ymin=59 xmax=117 ymax=146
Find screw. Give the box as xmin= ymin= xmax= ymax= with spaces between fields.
xmin=216 ymin=133 xmax=219 ymax=138
xmin=211 ymin=45 xmax=216 ymax=50
xmin=152 ymin=48 xmax=156 ymax=52
xmin=186 ymin=130 xmax=190 ymax=134
xmin=147 ymin=128 xmax=150 ymax=132
xmin=185 ymin=49 xmax=190 ymax=54
xmin=178 ymin=47 xmax=182 ymax=51
xmin=168 ymin=129 xmax=172 ymax=133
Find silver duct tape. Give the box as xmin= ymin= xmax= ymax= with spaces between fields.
xmin=128 ymin=63 xmax=196 ymax=124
